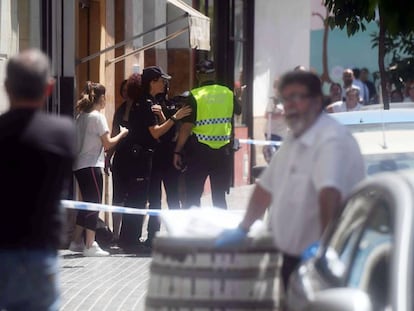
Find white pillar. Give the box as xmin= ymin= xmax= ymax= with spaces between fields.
xmin=125 ymin=0 xmax=144 ymax=76
xmin=0 ymin=0 xmax=19 ymax=113
xmin=253 ymin=0 xmax=311 ymax=117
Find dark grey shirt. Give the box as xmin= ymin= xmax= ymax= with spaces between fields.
xmin=0 ymin=108 xmax=75 ymax=250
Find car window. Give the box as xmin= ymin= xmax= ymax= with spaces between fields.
xmin=317 ymin=188 xmax=393 ymax=288
xmin=347 ymin=198 xmax=393 ymax=310
xmin=347 ymin=200 xmax=392 ymax=286
xmin=365 ymin=153 xmax=414 ymax=175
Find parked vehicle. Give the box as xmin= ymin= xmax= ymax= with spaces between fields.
xmin=330 ymin=108 xmax=414 ymax=176
xmin=254 ymin=108 xmax=414 ymax=179
xmin=286 ymin=169 xmax=414 ymax=311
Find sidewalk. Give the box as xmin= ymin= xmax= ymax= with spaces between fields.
xmin=59 ymin=184 xmax=256 ymax=311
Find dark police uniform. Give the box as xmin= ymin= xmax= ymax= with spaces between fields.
xmin=146 ymin=95 xmax=182 ymax=246
xmin=118 ymin=95 xmax=158 ymax=249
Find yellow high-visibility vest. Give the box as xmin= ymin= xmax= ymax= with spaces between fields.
xmin=191 ymin=84 xmax=234 ymax=149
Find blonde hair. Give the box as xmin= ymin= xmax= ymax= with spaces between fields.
xmin=76 ymin=81 xmax=105 ymax=113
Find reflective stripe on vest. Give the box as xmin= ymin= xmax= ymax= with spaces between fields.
xmin=195 ymin=117 xmax=232 ymax=126
xmin=191 ymin=84 xmax=233 ymax=149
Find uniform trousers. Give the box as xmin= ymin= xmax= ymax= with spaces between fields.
xmin=183 ymin=140 xmax=232 ymax=209
xmin=147 ymin=143 xmax=181 ymax=243
xmin=117 ymin=148 xmax=152 ymax=247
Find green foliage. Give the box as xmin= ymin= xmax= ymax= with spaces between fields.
xmin=388 ymin=58 xmax=414 ymax=91
xmin=371 ymin=31 xmax=414 ymax=59
xmin=371 ymin=31 xmax=414 ymax=89
xmin=325 ymin=0 xmax=414 ymax=36
xmin=325 ymin=0 xmax=376 ymax=36
xmin=325 ymin=0 xmax=414 ymax=106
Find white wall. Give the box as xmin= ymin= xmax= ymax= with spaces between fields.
xmin=253 ymin=0 xmax=311 ymax=117
xmin=124 ymin=0 xmax=144 ymax=75
xmin=0 ymin=0 xmax=19 ymax=114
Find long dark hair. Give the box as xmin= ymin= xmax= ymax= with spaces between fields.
xmin=126 ymin=73 xmax=143 ymax=102
xmin=76 ymin=81 xmax=105 ymax=113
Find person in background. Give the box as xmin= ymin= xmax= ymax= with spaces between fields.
xmin=294 ymin=65 xmax=307 ymax=71
xmin=105 ymin=79 xmax=133 ymax=244
xmin=404 ymin=80 xmax=414 ymax=102
xmin=173 ymin=59 xmax=241 ymax=210
xmin=118 ymin=67 xmax=191 ymax=251
xmin=0 ymin=49 xmax=75 ymax=310
xmin=264 ymin=77 xmax=287 ymax=142
xmin=263 ymin=77 xmax=287 ymax=163
xmin=390 ymin=89 xmax=404 ymax=103
xmin=352 ymin=68 xmax=369 ymax=104
xmin=216 ymin=71 xmax=365 ymax=294
xmin=329 ymin=82 xmax=342 ymax=103
xmin=342 ymin=68 xmax=362 ymax=102
xmin=326 ymin=87 xmax=363 ymax=112
xmin=70 ymin=81 xmax=128 ymax=257
xmin=360 ymin=68 xmax=377 ymax=104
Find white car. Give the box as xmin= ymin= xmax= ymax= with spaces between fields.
xmin=286 ymin=169 xmax=414 ymax=311
xmin=330 ymin=108 xmax=414 ymax=176
xmin=254 ymin=108 xmax=414 ymax=178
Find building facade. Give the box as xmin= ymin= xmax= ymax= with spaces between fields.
xmin=0 ymin=0 xmax=317 ymax=186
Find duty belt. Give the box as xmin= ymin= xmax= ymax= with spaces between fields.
xmin=195 ymin=134 xmax=231 ymax=141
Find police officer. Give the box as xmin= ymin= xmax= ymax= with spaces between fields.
xmin=145 ymin=81 xmax=183 ymax=248
xmin=173 ymin=60 xmax=241 ymax=209
xmin=118 ymin=68 xmax=191 ymax=251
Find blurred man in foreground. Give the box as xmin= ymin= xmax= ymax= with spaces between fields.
xmin=216 ymin=70 xmax=365 ymax=291
xmin=0 ymin=49 xmax=75 ymax=310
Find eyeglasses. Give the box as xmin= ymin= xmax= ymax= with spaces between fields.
xmin=280 ymin=93 xmax=310 ymax=104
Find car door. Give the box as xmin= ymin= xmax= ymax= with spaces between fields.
xmin=287 ymin=173 xmax=414 ymax=311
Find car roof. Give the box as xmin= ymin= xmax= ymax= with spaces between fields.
xmin=329 ymin=108 xmax=414 ymax=126
xmin=361 ymin=102 xmax=414 ymax=110
xmin=329 ymin=108 xmax=414 ymax=155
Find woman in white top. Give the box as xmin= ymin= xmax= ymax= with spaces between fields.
xmin=69 ymin=81 xmax=128 ymax=257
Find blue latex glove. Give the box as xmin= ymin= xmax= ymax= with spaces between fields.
xmin=301 ymin=241 xmax=320 ymax=261
xmin=214 ymin=227 xmax=248 ymax=248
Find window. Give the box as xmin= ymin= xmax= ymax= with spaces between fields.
xmin=317 ymin=188 xmax=393 ymax=290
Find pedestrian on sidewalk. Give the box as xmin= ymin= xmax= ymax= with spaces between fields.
xmin=70 ymin=81 xmax=128 ymax=257
xmin=0 ymin=49 xmax=75 ymax=311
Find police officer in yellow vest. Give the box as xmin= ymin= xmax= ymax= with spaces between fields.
xmin=173 ymin=60 xmax=241 ymax=209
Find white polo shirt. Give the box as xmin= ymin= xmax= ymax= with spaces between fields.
xmin=73 ymin=110 xmax=109 ymax=171
xmin=258 ymin=113 xmax=365 ymax=256
xmin=330 ymin=100 xmax=363 ymax=112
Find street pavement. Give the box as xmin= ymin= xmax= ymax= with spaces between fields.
xmin=59 ymin=184 xmax=255 ymax=311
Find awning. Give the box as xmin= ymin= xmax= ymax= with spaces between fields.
xmin=167 ymin=0 xmax=210 ymax=51
xmin=77 ymin=0 xmax=210 ymax=65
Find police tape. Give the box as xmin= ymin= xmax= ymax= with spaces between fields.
xmin=60 ymin=200 xmax=246 ymax=216
xmin=61 ymin=200 xmax=162 ymax=216
xmin=237 ymin=138 xmax=281 ymax=146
